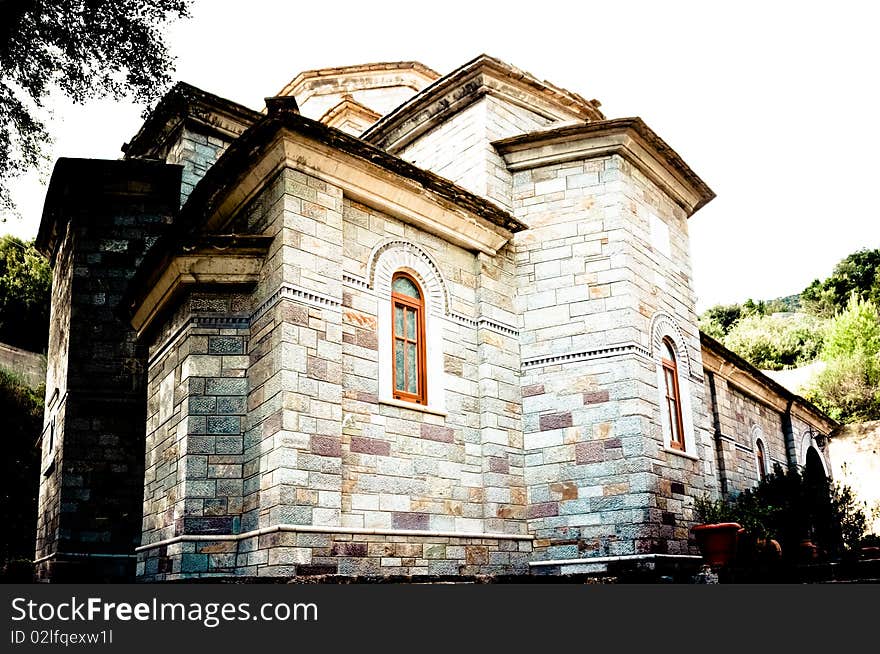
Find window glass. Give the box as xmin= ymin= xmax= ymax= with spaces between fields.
xmin=662 ymin=339 xmax=676 ymax=362
xmin=391 ymin=272 xmax=426 ymax=404
xmin=392 ymin=276 xmax=421 ymax=299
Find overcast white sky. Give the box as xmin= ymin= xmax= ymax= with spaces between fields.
xmin=4 ymin=0 xmax=878 ymax=311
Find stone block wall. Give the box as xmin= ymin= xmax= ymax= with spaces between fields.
xmin=612 ymin=157 xmax=717 ymax=509
xmin=142 ymin=292 xmax=250 ymax=547
xmin=339 ymin=198 xmax=525 ymax=537
xmin=166 ymin=126 xmax=230 ymax=205
xmin=707 ymin=375 xmax=786 ymax=494
xmin=398 ymin=96 xmax=552 ymax=212
xmin=35 ymin=159 xmax=180 ymax=581
xmin=35 ymin=225 xmax=73 ymax=568
xmin=137 ymin=529 xmax=531 ymax=580
xmin=511 ymin=151 xmax=714 ymax=563
xmin=136 ymin=162 xmax=533 ymax=578
xmin=0 ymin=341 xmax=47 ymax=388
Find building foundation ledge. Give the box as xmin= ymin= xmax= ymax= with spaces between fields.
xmin=529 ymin=554 xmax=704 ymax=576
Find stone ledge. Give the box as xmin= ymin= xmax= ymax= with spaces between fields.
xmin=136 ymin=524 xmax=534 ymax=552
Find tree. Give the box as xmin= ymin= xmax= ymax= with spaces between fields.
xmin=721 ymin=312 xmax=824 ymax=370
xmin=0 ymin=368 xmax=43 ymax=580
xmin=801 ymin=249 xmax=880 ymax=318
xmin=698 ymin=303 xmax=743 ymax=339
xmin=0 ymin=0 xmax=190 ymax=218
xmin=805 ymin=295 xmax=880 ymax=422
xmin=0 ymin=235 xmax=51 ymax=351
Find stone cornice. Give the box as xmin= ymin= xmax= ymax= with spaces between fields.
xmin=361 ymin=54 xmax=605 ymax=152
xmin=122 ymin=82 xmax=262 ymax=159
xmin=275 ymin=61 xmax=440 ymax=102
xmin=319 ymin=97 xmax=382 ymax=131
xmin=700 ymin=332 xmax=837 ymax=432
xmin=36 ymin=158 xmax=181 ymax=263
xmin=184 ymin=111 xmax=523 ymax=247
xmin=493 ymin=117 xmax=716 ymax=216
xmin=128 ymin=235 xmax=273 ymax=338
xmin=124 ymin=112 xmax=522 ymax=335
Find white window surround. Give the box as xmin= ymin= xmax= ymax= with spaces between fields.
xmin=650 ymin=311 xmax=697 ymax=457
xmin=370 ymin=240 xmax=448 ymax=415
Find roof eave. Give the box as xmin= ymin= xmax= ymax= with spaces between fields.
xmin=493 ymin=117 xmax=716 ymax=217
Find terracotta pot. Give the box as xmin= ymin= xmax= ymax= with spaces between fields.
xmin=692 ymin=522 xmax=742 ymax=568
xmin=758 ymin=538 xmax=782 ymax=561
xmin=799 ymin=539 xmax=818 ymax=562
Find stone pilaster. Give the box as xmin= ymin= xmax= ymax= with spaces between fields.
xmin=475 ymin=250 xmax=527 ymax=537
xmin=245 ymin=168 xmax=344 ymax=574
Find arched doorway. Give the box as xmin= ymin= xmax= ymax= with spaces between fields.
xmin=805 ymin=446 xmax=826 ymax=485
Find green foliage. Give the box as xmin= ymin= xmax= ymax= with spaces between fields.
xmin=804 ymin=295 xmax=880 ymax=423
xmin=730 ymin=464 xmax=868 ymax=560
xmin=698 ymin=303 xmax=742 ymax=339
xmin=0 ymin=235 xmax=51 ymax=351
xmin=821 ymin=294 xmax=880 ymax=359
xmin=0 ymin=0 xmax=191 ymax=218
xmin=693 ymin=494 xmax=736 ymax=524
xmin=0 ymin=367 xmax=43 ymax=578
xmin=801 ymin=249 xmax=880 ymax=318
xmin=742 ymin=298 xmax=766 ymax=317
xmin=721 ymin=312 xmax=824 ymax=370
xmin=729 ymin=490 xmax=776 ymax=540
xmin=832 ymin=483 xmax=869 ymax=552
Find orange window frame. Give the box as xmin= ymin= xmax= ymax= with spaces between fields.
xmin=756 ymin=441 xmax=767 ymax=480
xmin=662 ymin=341 xmax=685 ymax=451
xmin=391 ymin=272 xmax=427 ymax=405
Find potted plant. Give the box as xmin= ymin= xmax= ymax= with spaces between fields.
xmin=692 ymin=494 xmax=741 ymax=569
xmin=730 ymin=490 xmax=782 ymax=564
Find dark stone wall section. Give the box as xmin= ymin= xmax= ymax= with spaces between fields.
xmin=35 ymin=158 xmax=181 ymax=582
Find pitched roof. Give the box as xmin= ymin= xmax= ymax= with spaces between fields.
xmin=123 ymin=82 xmax=262 ymax=159
xmin=362 ymin=54 xmax=605 ymax=152
xmin=700 ymin=331 xmax=837 ymax=429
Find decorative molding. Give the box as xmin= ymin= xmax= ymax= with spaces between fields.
xmin=149 ymin=315 xmax=249 ymax=366
xmin=362 ymin=54 xmax=603 ymax=152
xmin=33 ymin=551 xmax=136 ymax=565
xmin=367 ymin=239 xmax=450 ymax=316
xmin=448 ymin=311 xmax=519 ymax=337
xmin=750 ymin=424 xmax=764 ymax=450
xmin=649 ymin=311 xmax=694 ymax=379
xmin=522 ymin=342 xmax=651 ymax=370
xmin=129 ymin=235 xmax=273 ymax=338
xmin=250 ymin=282 xmax=342 ymax=326
xmin=201 ymin=128 xmax=516 ymax=255
xmin=718 ymin=433 xmax=756 ymax=453
xmin=478 ymin=318 xmax=519 ymax=337
xmin=447 ymin=312 xmax=477 ymax=328
xmin=194 ymin=316 xmax=250 ymax=328
xmin=342 ymin=273 xmax=370 ymax=290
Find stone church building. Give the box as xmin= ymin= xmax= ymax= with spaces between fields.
xmin=33 ymin=55 xmax=836 ymax=581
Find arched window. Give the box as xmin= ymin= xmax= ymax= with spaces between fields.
xmin=391 ymin=272 xmax=426 ymax=404
xmin=661 ymin=337 xmax=685 ymax=451
xmin=756 ymin=439 xmax=767 ymax=480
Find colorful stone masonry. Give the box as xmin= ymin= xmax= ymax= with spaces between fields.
xmin=33 ymin=56 xmax=837 ymax=582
